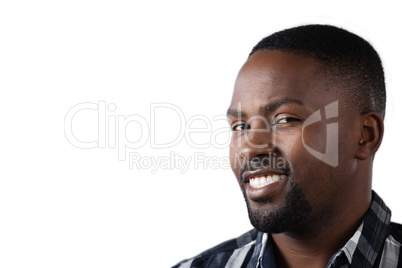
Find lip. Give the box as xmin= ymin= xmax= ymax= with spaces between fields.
xmin=242 ymin=168 xmax=288 ymax=202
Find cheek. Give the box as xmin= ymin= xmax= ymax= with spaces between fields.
xmin=277 ymin=131 xmax=327 ymax=183
xmin=300 ymin=119 xmax=328 ymax=154
xmin=275 ymin=129 xmax=304 ymax=159
xmin=282 ymin=133 xmax=338 ymax=202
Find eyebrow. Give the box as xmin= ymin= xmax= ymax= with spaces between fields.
xmin=226 ymin=97 xmax=304 ymax=118
xmin=226 ymin=108 xmax=246 ymax=118
xmin=261 ymin=97 xmax=304 ymax=113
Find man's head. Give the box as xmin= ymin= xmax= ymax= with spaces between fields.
xmin=227 ymin=25 xmax=385 ymax=234
xmin=250 ymin=24 xmax=386 ymax=119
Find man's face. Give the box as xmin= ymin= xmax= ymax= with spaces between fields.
xmin=228 ymin=50 xmax=359 ymax=234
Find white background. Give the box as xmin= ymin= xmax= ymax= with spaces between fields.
xmin=0 ymin=1 xmax=401 ymax=267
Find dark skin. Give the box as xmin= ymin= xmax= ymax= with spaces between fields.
xmin=227 ymin=50 xmax=384 ymax=268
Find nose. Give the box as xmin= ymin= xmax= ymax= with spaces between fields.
xmin=237 ymin=122 xmax=276 ymax=161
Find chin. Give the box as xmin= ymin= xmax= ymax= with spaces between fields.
xmin=244 ymin=180 xmax=312 ymax=233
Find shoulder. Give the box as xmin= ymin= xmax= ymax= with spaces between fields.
xmin=172 ymin=229 xmax=260 ymax=268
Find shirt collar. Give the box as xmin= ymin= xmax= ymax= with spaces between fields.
xmin=338 ymin=190 xmax=392 ymax=267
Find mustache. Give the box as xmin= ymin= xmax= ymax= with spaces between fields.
xmin=240 ymin=154 xmax=291 ymax=178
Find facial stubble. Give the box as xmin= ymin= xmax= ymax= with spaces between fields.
xmin=243 ymin=179 xmax=312 ymax=234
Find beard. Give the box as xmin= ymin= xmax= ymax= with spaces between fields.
xmin=244 ymin=179 xmax=312 ymax=234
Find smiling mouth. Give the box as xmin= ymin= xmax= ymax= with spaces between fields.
xmin=249 ymin=174 xmax=287 ymax=189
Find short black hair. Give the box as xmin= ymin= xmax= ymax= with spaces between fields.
xmin=250 ymin=24 xmax=386 ymax=119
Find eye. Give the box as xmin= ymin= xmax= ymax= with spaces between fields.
xmin=273 ymin=116 xmax=301 ymax=126
xmin=232 ymin=123 xmax=249 ymax=131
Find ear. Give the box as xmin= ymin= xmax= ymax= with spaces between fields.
xmin=355 ymin=112 xmax=384 ymax=160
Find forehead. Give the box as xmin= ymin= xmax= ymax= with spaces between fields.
xmin=231 ymin=50 xmax=336 ymax=113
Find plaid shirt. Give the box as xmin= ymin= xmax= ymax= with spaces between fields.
xmin=173 ymin=191 xmax=402 ymax=268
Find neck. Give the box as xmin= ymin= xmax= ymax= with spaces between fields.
xmin=271 ymin=191 xmax=371 ymax=268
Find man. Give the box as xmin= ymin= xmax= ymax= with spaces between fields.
xmin=173 ymin=25 xmax=402 ymax=268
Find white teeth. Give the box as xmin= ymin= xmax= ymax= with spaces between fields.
xmin=249 ymin=174 xmax=286 ymax=189
xmin=267 ymin=175 xmax=273 ymax=183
